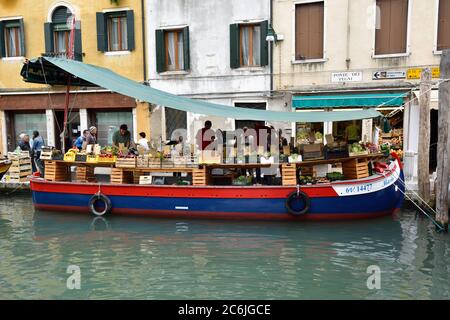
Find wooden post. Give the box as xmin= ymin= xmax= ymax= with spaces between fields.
xmin=435 ymin=50 xmax=450 ymax=230
xmin=418 ymin=68 xmax=432 ymax=203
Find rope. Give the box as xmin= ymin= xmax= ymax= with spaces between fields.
xmin=383 ymin=166 xmax=445 ymax=231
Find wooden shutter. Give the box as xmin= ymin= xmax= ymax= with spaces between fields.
xmin=74 ymin=24 xmax=82 ymax=61
xmin=260 ymin=20 xmax=269 ymax=66
xmin=19 ymin=19 xmax=25 ymax=56
xmin=295 ymin=2 xmax=324 ymax=60
xmin=230 ymin=23 xmax=240 ymax=68
xmin=0 ymin=21 xmax=5 ymax=58
xmin=155 ymin=29 xmax=165 ymax=73
xmin=96 ymin=12 xmax=106 ymax=52
xmin=44 ymin=22 xmax=54 ymax=53
xmin=182 ymin=26 xmax=190 ymax=71
xmin=126 ymin=10 xmax=135 ymax=51
xmin=375 ymin=0 xmax=408 ymax=55
xmin=438 ymin=0 xmax=450 ymax=51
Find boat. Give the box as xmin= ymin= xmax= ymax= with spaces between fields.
xmin=21 ymin=56 xmax=405 ymax=221
xmin=30 ymin=155 xmax=404 ymax=221
xmin=0 ymin=158 xmax=12 ymax=181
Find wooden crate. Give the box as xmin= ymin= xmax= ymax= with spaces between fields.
xmin=76 ymin=166 xmax=96 ymax=182
xmin=110 ymin=168 xmax=134 ymax=184
xmin=136 ymin=155 xmax=149 ymax=168
xmin=299 ymin=166 xmax=315 ymax=177
xmin=192 ymin=166 xmax=209 ymax=186
xmin=115 ymin=158 xmax=136 ymax=168
xmin=40 ymin=151 xmax=53 ymax=160
xmin=281 ymin=163 xmax=297 ymax=186
xmin=7 ymin=151 xmax=30 ymax=160
xmin=342 ymin=158 xmax=369 ymax=179
xmin=44 ymin=161 xmax=69 ymax=181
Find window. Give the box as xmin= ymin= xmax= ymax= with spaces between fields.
xmin=239 ymin=24 xmax=261 ymax=67
xmin=44 ymin=6 xmax=82 ymax=60
xmin=155 ymin=27 xmax=190 ymax=73
xmin=0 ymin=19 xmax=25 ymax=58
xmin=96 ymin=10 xmax=134 ymax=53
xmin=295 ymin=2 xmax=324 ymax=61
xmin=165 ymin=29 xmax=184 ymax=71
xmin=230 ymin=21 xmax=268 ymax=68
xmin=94 ymin=111 xmax=133 ymax=146
xmin=107 ymin=13 xmax=127 ymax=51
xmin=375 ymin=0 xmax=409 ymax=55
xmin=437 ymin=0 xmax=450 ymax=51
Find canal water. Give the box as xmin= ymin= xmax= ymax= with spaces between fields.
xmin=0 ymin=194 xmax=449 ymax=300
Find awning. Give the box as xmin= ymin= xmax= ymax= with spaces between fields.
xmin=413 ymin=90 xmax=439 ymax=110
xmin=293 ymin=93 xmax=408 ymax=109
xmin=20 ymin=57 xmax=382 ymax=122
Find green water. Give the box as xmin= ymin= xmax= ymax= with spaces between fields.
xmin=0 ymin=194 xmax=449 ymax=299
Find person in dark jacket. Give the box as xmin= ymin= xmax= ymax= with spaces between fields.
xmin=18 ymin=133 xmax=36 ymax=172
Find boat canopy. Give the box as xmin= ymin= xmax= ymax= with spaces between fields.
xmin=20 ymin=57 xmax=382 ymax=122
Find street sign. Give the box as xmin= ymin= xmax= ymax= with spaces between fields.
xmin=372 ymin=71 xmax=406 ymax=80
xmin=407 ymin=67 xmax=440 ymax=79
xmin=331 ymin=71 xmax=363 ymax=83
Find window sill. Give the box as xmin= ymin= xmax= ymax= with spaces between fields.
xmin=233 ymin=66 xmax=266 ymax=71
xmin=292 ymin=58 xmax=327 ymax=64
xmin=104 ymin=50 xmax=131 ymax=56
xmin=372 ymin=53 xmax=410 ymax=59
xmin=1 ymin=56 xmax=25 ymax=61
xmin=159 ymin=70 xmax=190 ymax=76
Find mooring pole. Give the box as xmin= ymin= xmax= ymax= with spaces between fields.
xmin=435 ymin=50 xmax=450 ymax=231
xmin=418 ymin=68 xmax=432 ymax=203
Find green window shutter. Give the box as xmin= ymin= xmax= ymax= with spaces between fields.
xmin=230 ymin=23 xmax=240 ymax=69
xmin=74 ymin=24 xmax=82 ymax=61
xmin=0 ymin=21 xmax=5 ymax=57
xmin=44 ymin=22 xmax=53 ymax=54
xmin=182 ymin=26 xmax=190 ymax=71
xmin=155 ymin=29 xmax=165 ymax=73
xmin=19 ymin=19 xmax=26 ymax=56
xmin=96 ymin=12 xmax=106 ymax=52
xmin=260 ymin=20 xmax=268 ymax=66
xmin=126 ymin=10 xmax=135 ymax=51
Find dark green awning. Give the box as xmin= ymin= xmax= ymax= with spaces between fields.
xmin=293 ymin=93 xmax=407 ymax=108
xmin=21 ymin=57 xmax=383 ymax=122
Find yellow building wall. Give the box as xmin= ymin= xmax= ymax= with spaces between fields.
xmin=136 ymin=101 xmax=150 ymax=139
xmin=0 ymin=110 xmax=5 ymax=155
xmin=0 ymin=0 xmax=145 ymax=89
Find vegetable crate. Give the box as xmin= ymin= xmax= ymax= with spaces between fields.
xmin=44 ymin=161 xmax=69 ymax=181
xmin=97 ymin=155 xmax=117 ymax=164
xmin=86 ymin=155 xmax=98 ymax=163
xmin=110 ymin=168 xmax=134 ymax=184
xmin=342 ymin=158 xmax=369 ymax=179
xmin=76 ymin=166 xmax=96 ymax=182
xmin=64 ymin=153 xmax=76 ymax=162
xmin=192 ymin=166 xmax=209 ymax=186
xmin=115 ymin=158 xmax=136 ymax=168
xmin=281 ymin=163 xmax=297 ymax=186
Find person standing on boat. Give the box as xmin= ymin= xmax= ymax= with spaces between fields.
xmin=74 ymin=130 xmax=87 ymax=149
xmin=82 ymin=126 xmax=97 ymax=150
xmin=137 ymin=132 xmax=149 ymax=151
xmin=196 ymin=120 xmax=215 ymax=151
xmin=112 ymin=124 xmax=132 ymax=149
xmin=31 ymin=131 xmax=45 ymax=175
xmin=345 ymin=120 xmax=361 ymax=144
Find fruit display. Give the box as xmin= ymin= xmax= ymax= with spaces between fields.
xmin=348 ymin=143 xmax=368 ymax=156
xmin=326 ymin=172 xmax=345 ymax=182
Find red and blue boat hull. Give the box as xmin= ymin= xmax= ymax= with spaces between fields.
xmin=30 ymin=159 xmax=404 ymax=221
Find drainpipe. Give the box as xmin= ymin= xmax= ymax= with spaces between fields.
xmin=345 ymin=0 xmax=351 ymax=70
xmin=270 ymin=0 xmax=274 ymax=95
xmin=141 ymin=0 xmax=147 ymax=83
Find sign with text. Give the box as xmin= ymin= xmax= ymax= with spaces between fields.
xmin=407 ymin=67 xmax=440 ymax=79
xmin=331 ymin=71 xmax=363 ymax=83
xmin=372 ymin=71 xmax=406 ymax=80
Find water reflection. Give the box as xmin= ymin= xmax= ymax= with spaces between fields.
xmin=0 ymin=195 xmax=449 ymax=299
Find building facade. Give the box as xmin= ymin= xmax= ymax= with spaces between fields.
xmin=273 ymin=0 xmax=449 ymax=181
xmin=0 ymin=0 xmax=150 ymax=154
xmin=145 ymin=0 xmax=289 ymax=146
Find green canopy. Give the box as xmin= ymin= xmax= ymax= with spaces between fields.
xmin=21 ymin=57 xmax=382 ymax=122
xmin=293 ymin=93 xmax=407 ymax=108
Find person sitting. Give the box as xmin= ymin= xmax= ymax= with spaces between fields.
xmin=113 ymin=124 xmax=132 ymax=148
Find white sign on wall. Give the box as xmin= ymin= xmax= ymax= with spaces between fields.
xmin=331 ymin=71 xmax=363 ymax=83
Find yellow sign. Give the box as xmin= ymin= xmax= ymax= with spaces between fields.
xmin=407 ymin=67 xmax=440 ymax=79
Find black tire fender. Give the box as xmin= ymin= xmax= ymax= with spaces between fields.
xmin=285 ymin=190 xmax=311 ymax=216
xmin=88 ymin=193 xmax=112 ymax=216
